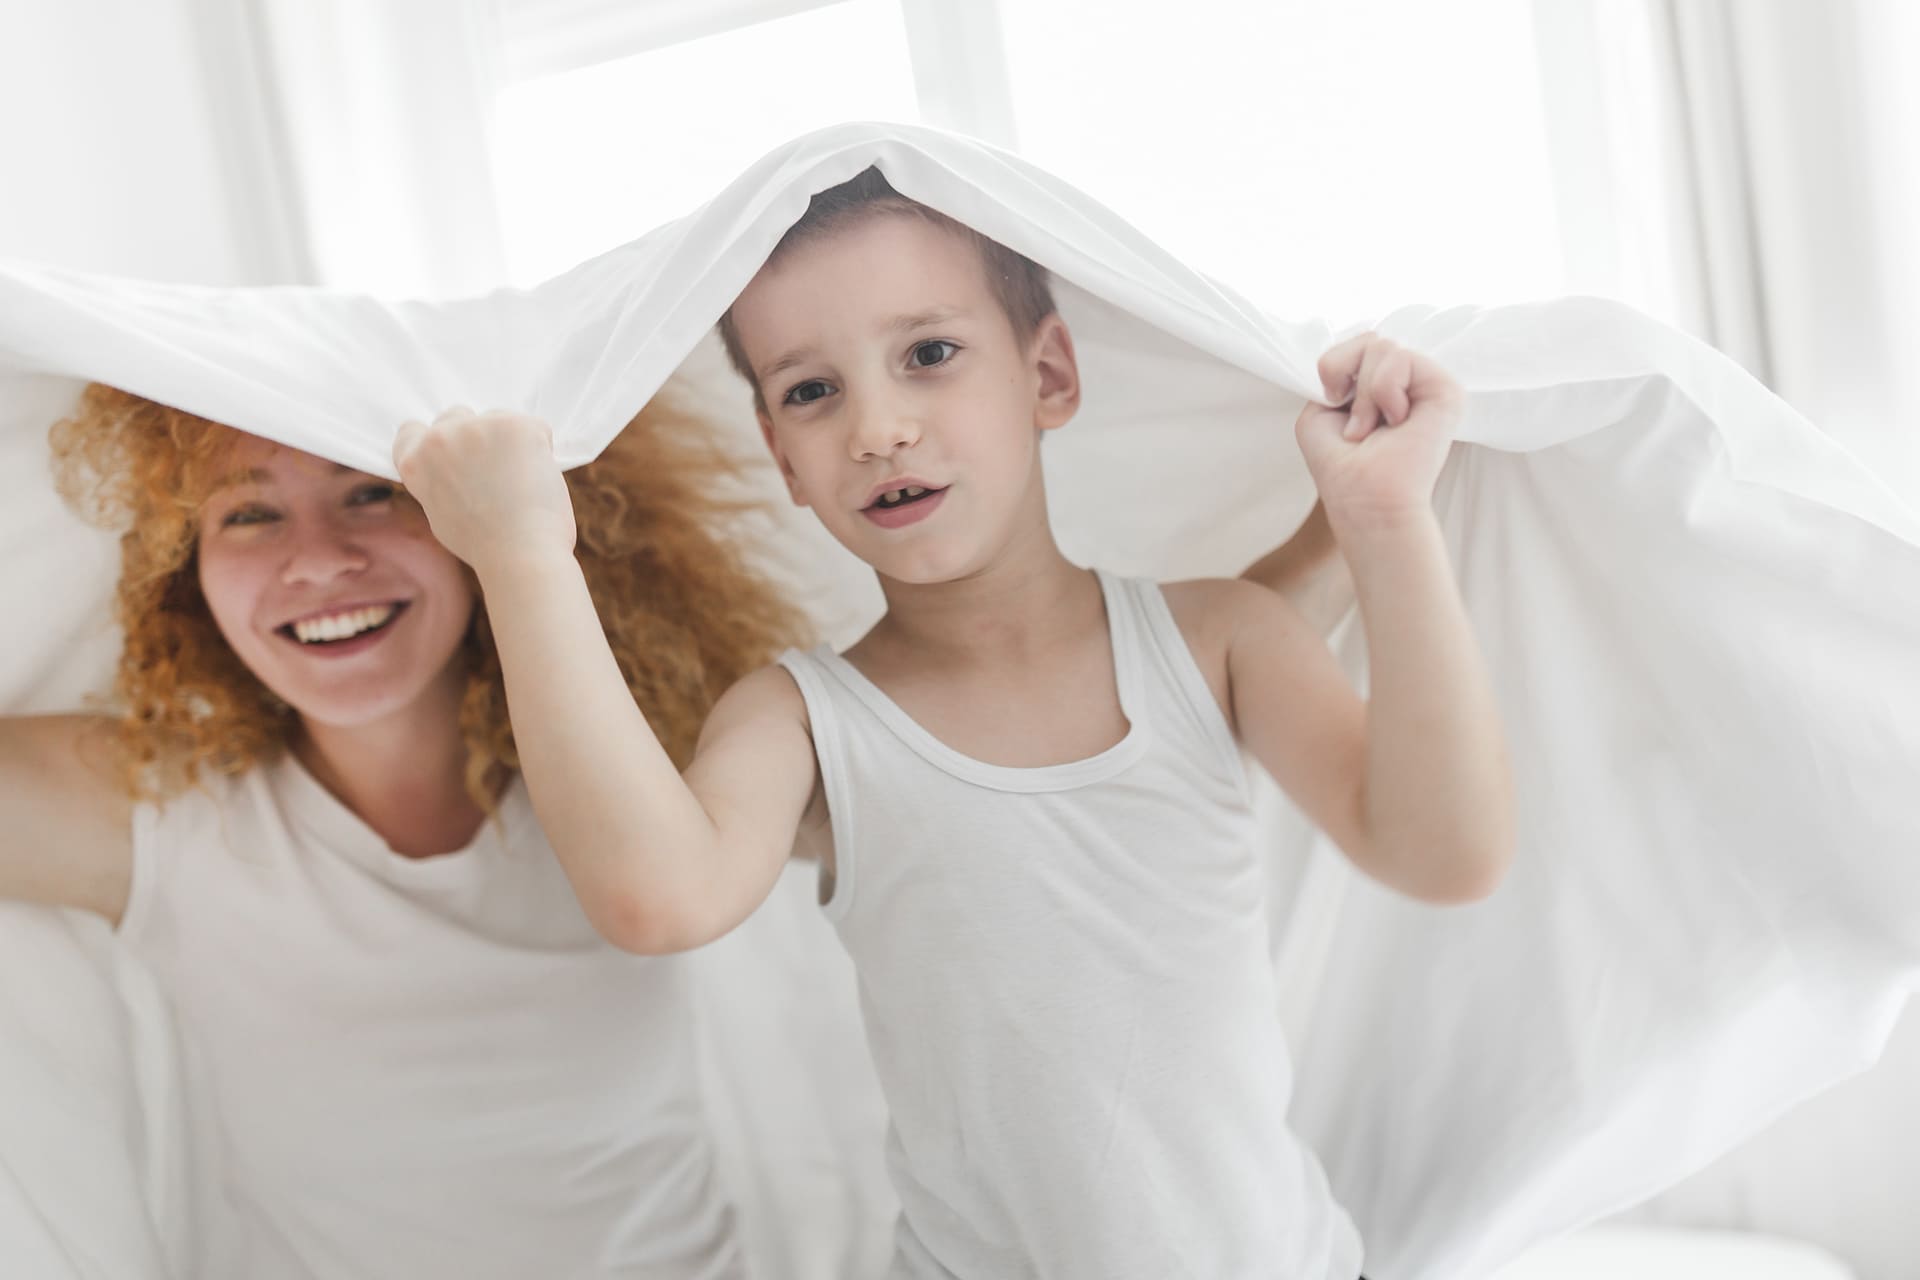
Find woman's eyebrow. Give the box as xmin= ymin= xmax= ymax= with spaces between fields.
xmin=212 ymin=461 xmax=356 ymax=489
xmin=211 ymin=467 xmax=274 ymax=490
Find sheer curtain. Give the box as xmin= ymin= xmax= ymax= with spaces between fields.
xmin=0 ymin=0 xmax=514 ymax=297
xmin=244 ymin=0 xmax=510 ymax=296
xmin=1533 ymin=0 xmax=1920 ymax=494
xmin=0 ymin=0 xmax=291 ymax=285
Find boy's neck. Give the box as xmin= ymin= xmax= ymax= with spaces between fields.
xmin=865 ymin=526 xmax=1102 ymax=670
xmin=291 ymin=668 xmax=490 ymax=858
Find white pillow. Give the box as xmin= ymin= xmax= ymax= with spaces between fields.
xmin=1490 ymin=1225 xmax=1856 ymax=1280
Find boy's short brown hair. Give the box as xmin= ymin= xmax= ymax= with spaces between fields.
xmin=717 ymin=167 xmax=1056 ymax=408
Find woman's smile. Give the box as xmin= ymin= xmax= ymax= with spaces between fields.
xmin=274 ymin=599 xmax=411 ymax=657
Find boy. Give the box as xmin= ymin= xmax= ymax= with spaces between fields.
xmin=396 ymin=169 xmax=1513 ymax=1278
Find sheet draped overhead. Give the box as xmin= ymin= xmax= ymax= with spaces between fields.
xmin=1 ymin=122 xmax=1916 ymax=1279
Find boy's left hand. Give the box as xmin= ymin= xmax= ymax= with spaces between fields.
xmin=1294 ymin=333 xmax=1463 ymax=533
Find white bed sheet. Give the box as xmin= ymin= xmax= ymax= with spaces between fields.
xmin=1 ymin=122 xmax=1916 ymax=1279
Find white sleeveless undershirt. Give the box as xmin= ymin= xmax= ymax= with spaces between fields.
xmin=779 ymin=570 xmax=1363 ymax=1280
xmin=118 ymin=756 xmax=742 ymax=1280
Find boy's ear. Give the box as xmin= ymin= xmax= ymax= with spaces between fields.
xmin=1030 ymin=314 xmax=1081 ymax=432
xmin=757 ymin=407 xmax=809 ymax=507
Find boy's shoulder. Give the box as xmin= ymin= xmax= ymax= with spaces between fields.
xmin=701 ymin=659 xmax=814 ymax=745
xmin=1153 ymin=576 xmax=1277 ymax=691
xmin=1158 ymin=574 xmax=1293 ymax=636
xmin=1158 ymin=575 xmax=1318 ymax=676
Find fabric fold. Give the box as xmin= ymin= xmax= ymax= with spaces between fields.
xmin=1 ymin=120 xmax=1914 ymax=1279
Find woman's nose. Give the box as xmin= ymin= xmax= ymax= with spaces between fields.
xmin=279 ymin=526 xmax=370 ymax=586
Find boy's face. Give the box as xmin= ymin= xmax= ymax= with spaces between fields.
xmin=730 ymin=214 xmax=1079 ymax=585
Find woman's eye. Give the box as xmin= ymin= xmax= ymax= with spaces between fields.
xmin=910 ymin=340 xmax=959 ymax=368
xmin=220 ymin=504 xmax=278 ymax=528
xmin=348 ymin=482 xmax=399 ymax=507
xmin=783 ymin=380 xmax=834 ymax=407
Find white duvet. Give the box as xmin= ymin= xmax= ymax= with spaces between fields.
xmin=1 ymin=122 xmax=1915 ymax=1280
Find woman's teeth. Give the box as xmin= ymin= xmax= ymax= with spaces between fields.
xmin=291 ymin=604 xmax=398 ymax=645
xmin=876 ymin=486 xmax=930 ymax=508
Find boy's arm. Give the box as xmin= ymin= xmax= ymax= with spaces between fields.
xmin=1228 ymin=335 xmax=1514 ymax=903
xmin=395 ymin=410 xmax=812 ymax=954
xmin=1239 ymin=499 xmax=1354 ymax=637
xmin=1223 ymin=525 xmax=1512 ymax=904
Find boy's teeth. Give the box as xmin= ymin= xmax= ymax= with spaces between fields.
xmin=904 ymin=486 xmax=924 ymax=498
xmin=292 ymin=604 xmax=397 ymax=645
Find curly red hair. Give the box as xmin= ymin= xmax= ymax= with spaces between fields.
xmin=50 ymin=382 xmax=805 ymax=806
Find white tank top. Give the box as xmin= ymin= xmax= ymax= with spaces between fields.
xmin=779 ymin=570 xmax=1364 ymax=1280
xmin=118 ymin=756 xmax=742 ymax=1280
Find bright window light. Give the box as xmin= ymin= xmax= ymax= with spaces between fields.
xmin=492 ymin=0 xmax=919 ymax=286
xmin=492 ymin=0 xmax=1564 ymax=326
xmin=997 ymin=0 xmax=1565 ymax=324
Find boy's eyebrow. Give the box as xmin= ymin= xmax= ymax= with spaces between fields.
xmin=755 ymin=307 xmax=968 ymax=385
xmin=886 ymin=306 xmax=963 ymax=334
xmin=756 ymin=348 xmax=816 ymax=386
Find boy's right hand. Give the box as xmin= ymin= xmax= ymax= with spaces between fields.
xmin=393 ymin=407 xmax=577 ymax=577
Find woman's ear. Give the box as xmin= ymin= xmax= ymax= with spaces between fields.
xmin=1030 ymin=314 xmax=1081 ymax=432
xmin=757 ymin=409 xmax=809 ymax=506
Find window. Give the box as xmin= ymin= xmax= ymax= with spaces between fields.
xmin=491 ymin=0 xmax=1569 ymax=325
xmin=997 ymin=0 xmax=1564 ymax=323
xmin=492 ymin=0 xmax=920 ymax=285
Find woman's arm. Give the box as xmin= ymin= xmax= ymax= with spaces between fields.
xmin=0 ymin=716 xmax=134 ymax=922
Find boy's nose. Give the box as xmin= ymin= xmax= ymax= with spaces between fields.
xmin=848 ymin=397 xmax=922 ymax=459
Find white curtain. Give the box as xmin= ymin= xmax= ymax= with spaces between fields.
xmin=0 ymin=0 xmax=510 ymax=297
xmin=0 ymin=0 xmax=282 ymax=285
xmin=242 ymin=0 xmax=511 ymax=296
xmin=1534 ymin=0 xmax=1920 ymax=495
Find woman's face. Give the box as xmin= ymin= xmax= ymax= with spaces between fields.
xmin=196 ymin=436 xmax=478 ymax=730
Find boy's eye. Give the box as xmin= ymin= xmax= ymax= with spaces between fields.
xmin=348 ymin=482 xmax=399 ymax=507
xmin=910 ymin=340 xmax=959 ymax=368
xmin=783 ymin=380 xmax=834 ymax=407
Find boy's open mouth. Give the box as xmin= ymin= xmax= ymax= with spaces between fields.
xmin=277 ymin=602 xmax=408 ymax=646
xmin=867 ymin=485 xmax=946 ymax=511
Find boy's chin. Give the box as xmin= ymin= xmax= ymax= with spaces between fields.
xmin=861 ymin=543 xmax=978 ymax=589
xmin=878 ymin=565 xmax=964 ymax=588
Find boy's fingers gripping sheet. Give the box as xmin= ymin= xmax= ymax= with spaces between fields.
xmin=2 ymin=122 xmax=1916 ymax=1279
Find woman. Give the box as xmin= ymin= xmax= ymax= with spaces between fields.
xmin=2 ymin=383 xmax=803 ymax=1278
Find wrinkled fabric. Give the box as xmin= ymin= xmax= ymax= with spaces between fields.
xmin=0 ymin=121 xmax=1915 ymax=1279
